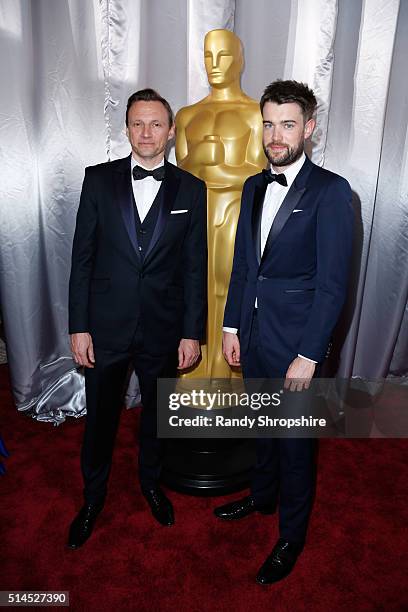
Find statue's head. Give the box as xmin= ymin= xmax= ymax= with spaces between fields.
xmin=204 ymin=29 xmax=243 ymax=88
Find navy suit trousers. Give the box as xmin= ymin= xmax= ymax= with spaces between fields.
xmin=81 ymin=326 xmax=178 ymax=504
xmin=241 ymin=312 xmax=317 ymax=545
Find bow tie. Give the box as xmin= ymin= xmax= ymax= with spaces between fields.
xmin=262 ymin=169 xmax=288 ymax=187
xmin=132 ymin=165 xmax=165 ymax=181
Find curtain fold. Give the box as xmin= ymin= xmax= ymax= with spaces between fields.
xmin=351 ymin=0 xmax=408 ymax=377
xmin=283 ymin=0 xmax=338 ymax=166
xmin=1 ymin=0 xmax=107 ymax=422
xmin=324 ymin=0 xmax=403 ymax=378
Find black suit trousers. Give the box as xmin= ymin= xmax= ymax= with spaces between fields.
xmin=241 ymin=313 xmax=317 ymax=546
xmin=81 ymin=325 xmax=178 ymax=504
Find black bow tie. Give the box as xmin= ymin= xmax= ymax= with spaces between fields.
xmin=132 ymin=165 xmax=165 ymax=181
xmin=262 ymin=169 xmax=288 ymax=187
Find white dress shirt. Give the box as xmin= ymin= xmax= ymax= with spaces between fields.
xmin=260 ymin=153 xmax=305 ymax=255
xmin=131 ymin=156 xmax=164 ymax=222
xmin=223 ymin=153 xmax=317 ymax=364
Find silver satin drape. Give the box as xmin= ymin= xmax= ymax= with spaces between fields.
xmin=0 ymin=0 xmax=406 ymax=424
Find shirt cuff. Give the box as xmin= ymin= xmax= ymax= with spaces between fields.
xmin=298 ymin=354 xmax=318 ymax=364
xmin=223 ymin=327 xmax=238 ymax=334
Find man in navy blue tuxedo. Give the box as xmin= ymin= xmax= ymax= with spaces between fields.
xmin=214 ymin=80 xmax=354 ymax=585
xmin=68 ymin=90 xmax=206 ymax=548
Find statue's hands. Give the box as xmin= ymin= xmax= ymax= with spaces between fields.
xmin=197 ymin=135 xmax=225 ymax=166
xmin=199 ymin=161 xmax=260 ymax=190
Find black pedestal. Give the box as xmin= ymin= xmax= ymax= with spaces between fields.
xmin=161 ymin=439 xmax=255 ymax=496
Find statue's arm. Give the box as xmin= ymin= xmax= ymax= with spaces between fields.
xmin=175 ymin=109 xmax=190 ymax=166
xmin=210 ymin=111 xmax=266 ymax=184
xmin=245 ymin=113 xmax=267 ymax=170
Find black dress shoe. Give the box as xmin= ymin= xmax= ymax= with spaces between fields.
xmin=142 ymin=487 xmax=174 ymax=526
xmin=256 ymin=538 xmax=303 ymax=585
xmin=68 ymin=502 xmax=104 ymax=549
xmin=213 ymin=495 xmax=275 ymax=520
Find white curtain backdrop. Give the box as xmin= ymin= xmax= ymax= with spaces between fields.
xmin=0 ymin=0 xmax=407 ymax=423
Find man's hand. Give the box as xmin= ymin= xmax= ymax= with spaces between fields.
xmin=178 ymin=339 xmax=200 ymax=370
xmin=223 ymin=331 xmax=241 ymax=366
xmin=70 ymin=332 xmax=95 ymax=368
xmin=284 ymin=356 xmax=316 ymax=392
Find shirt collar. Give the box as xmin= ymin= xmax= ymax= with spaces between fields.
xmin=271 ymin=152 xmax=306 ymax=189
xmin=131 ymin=155 xmax=165 ymax=172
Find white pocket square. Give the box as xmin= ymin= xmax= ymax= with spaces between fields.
xmin=170 ymin=209 xmax=188 ymax=214
xmin=293 ymin=209 xmax=303 ymax=213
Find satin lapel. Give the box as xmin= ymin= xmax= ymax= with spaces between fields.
xmin=144 ymin=160 xmax=181 ymax=262
xmin=116 ymin=155 xmax=141 ymax=261
xmin=261 ymin=157 xmax=314 ymax=264
xmin=251 ymin=179 xmax=267 ymax=266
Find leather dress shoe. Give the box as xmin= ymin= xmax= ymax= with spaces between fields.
xmin=142 ymin=487 xmax=174 ymax=526
xmin=214 ymin=495 xmax=275 ymax=520
xmin=256 ymin=538 xmax=303 ymax=585
xmin=68 ymin=502 xmax=104 ymax=549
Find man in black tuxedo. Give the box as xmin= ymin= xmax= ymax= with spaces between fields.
xmin=214 ymin=80 xmax=354 ymax=584
xmin=68 ymin=89 xmax=207 ymax=548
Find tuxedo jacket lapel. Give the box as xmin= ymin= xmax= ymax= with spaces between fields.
xmin=261 ymin=157 xmax=314 ymax=264
xmin=144 ymin=160 xmax=181 ymax=263
xmin=251 ymin=179 xmax=267 ymax=266
xmin=115 ymin=155 xmax=141 ymax=261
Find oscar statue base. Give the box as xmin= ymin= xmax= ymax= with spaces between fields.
xmin=161 ymin=439 xmax=255 ymax=496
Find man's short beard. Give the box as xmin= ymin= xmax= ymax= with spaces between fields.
xmin=263 ymin=141 xmax=304 ymax=167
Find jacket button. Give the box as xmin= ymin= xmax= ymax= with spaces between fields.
xmin=258 ymin=275 xmax=265 ymax=281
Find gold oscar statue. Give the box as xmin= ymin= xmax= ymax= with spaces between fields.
xmin=176 ymin=29 xmax=266 ymax=380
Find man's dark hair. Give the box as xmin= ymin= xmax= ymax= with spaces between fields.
xmin=260 ymin=80 xmax=317 ymax=120
xmin=126 ymin=88 xmax=174 ymax=127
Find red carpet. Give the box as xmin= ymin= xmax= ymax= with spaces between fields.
xmin=1 ymin=364 xmax=407 ymax=611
